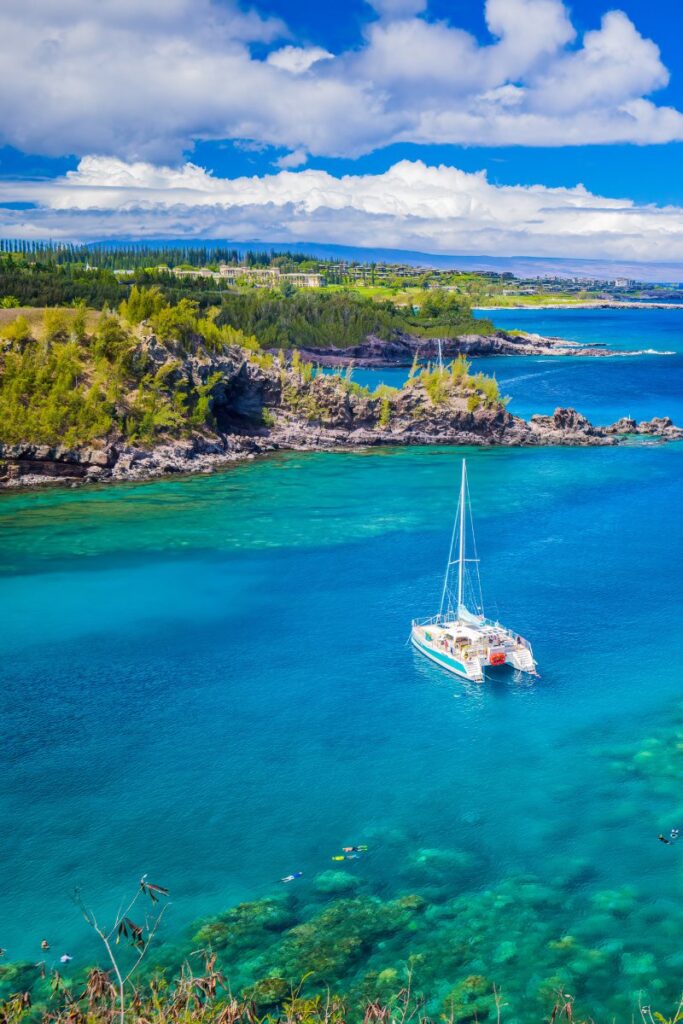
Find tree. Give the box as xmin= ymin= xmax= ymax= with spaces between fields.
xmin=150 ymin=299 xmax=199 ymax=345
xmin=119 ymin=285 xmax=168 ymax=324
xmin=75 ymin=876 xmax=169 ymax=1024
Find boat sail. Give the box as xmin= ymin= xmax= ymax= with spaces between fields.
xmin=410 ymin=459 xmax=537 ymax=682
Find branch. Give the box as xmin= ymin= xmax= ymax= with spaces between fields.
xmin=122 ymin=904 xmax=170 ymax=987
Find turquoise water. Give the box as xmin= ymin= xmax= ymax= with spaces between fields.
xmin=3 ymin=310 xmax=683 ymax=1019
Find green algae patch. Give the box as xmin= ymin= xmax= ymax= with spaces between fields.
xmin=443 ymin=975 xmax=497 ymax=1023
xmin=270 ymin=896 xmax=426 ymax=983
xmin=193 ymin=897 xmax=295 ymax=956
xmin=313 ymin=870 xmax=360 ymax=895
xmin=242 ymin=976 xmax=290 ymax=1007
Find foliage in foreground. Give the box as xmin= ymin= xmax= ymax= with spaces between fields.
xmin=0 ymin=301 xmax=256 ymax=446
xmin=3 ymin=866 xmax=683 ymax=1024
xmin=0 ymin=966 xmax=596 ymax=1024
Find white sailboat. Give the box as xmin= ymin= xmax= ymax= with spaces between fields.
xmin=410 ymin=459 xmax=537 ymax=682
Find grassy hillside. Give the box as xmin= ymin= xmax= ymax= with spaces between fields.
xmin=0 ymin=256 xmax=493 ymax=348
xmin=0 ymin=295 xmax=504 ymax=449
xmin=0 ymin=300 xmax=260 ymax=446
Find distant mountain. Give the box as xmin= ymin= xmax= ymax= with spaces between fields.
xmin=87 ymin=238 xmax=683 ymax=284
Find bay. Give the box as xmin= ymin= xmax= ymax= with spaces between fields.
xmin=2 ymin=309 xmax=683 ymax=1018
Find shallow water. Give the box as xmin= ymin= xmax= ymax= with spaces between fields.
xmin=2 ymin=310 xmax=683 ymax=1019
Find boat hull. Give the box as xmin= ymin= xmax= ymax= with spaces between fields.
xmin=410 ymin=630 xmax=482 ymax=681
xmin=410 ymin=620 xmax=537 ymax=682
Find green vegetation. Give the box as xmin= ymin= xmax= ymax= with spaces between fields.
xmin=0 ymin=249 xmax=491 ymax=348
xmin=414 ymin=356 xmax=504 ymax=410
xmin=219 ymin=291 xmax=398 ymax=348
xmin=0 ymin=292 xmax=509 ymax=449
xmin=401 ymin=290 xmax=493 ymax=337
xmin=0 ymin=299 xmax=258 ymax=446
xmin=217 ymin=290 xmax=489 ymax=349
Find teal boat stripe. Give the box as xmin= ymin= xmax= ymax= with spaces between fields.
xmin=411 ymin=634 xmax=467 ymax=674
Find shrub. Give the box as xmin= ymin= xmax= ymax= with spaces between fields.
xmin=1 ymin=315 xmax=32 ymax=344
xmin=150 ymin=298 xmax=199 ymax=345
xmin=42 ymin=308 xmax=71 ymax=342
xmin=119 ymin=285 xmax=168 ymax=324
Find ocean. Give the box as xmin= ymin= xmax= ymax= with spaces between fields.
xmin=2 ymin=307 xmax=683 ymax=1020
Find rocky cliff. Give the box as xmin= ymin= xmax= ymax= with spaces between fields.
xmin=293 ymin=330 xmax=648 ymax=366
xmin=1 ymin=337 xmax=680 ymax=488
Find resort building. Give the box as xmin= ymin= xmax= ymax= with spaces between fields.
xmin=171 ymin=265 xmax=323 ymax=288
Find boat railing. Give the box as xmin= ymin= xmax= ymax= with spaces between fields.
xmin=412 ymin=613 xmax=459 ymax=628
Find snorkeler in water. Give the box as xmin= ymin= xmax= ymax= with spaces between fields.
xmin=658 ymin=829 xmax=680 ymax=844
xmin=281 ymin=872 xmax=303 ymax=883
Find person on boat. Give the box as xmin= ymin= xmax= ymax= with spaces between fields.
xmin=281 ymin=872 xmax=303 ymax=883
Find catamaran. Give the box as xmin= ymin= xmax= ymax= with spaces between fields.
xmin=410 ymin=459 xmax=537 ymax=682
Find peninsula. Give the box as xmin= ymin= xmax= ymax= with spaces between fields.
xmin=0 ymin=297 xmax=680 ymax=488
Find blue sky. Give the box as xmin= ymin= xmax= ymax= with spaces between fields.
xmin=1 ymin=0 xmax=682 ymax=258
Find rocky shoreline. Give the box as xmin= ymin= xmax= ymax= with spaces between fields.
xmin=2 ymin=329 xmax=680 ymax=491
xmin=2 ymin=409 xmax=681 ymax=490
xmin=475 ymin=301 xmax=683 ymax=311
xmin=293 ymin=329 xmax=667 ymax=367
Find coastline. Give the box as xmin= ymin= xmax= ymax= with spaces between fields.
xmin=474 ymin=301 xmax=683 ymax=311
xmin=293 ymin=328 xmax=671 ymax=367
xmin=1 ymin=319 xmax=680 ymax=492
xmin=2 ymin=410 xmax=681 ymax=490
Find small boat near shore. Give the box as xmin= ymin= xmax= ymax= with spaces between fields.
xmin=411 ymin=459 xmax=537 ymax=683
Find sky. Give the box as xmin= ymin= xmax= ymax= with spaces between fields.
xmin=1 ymin=0 xmax=683 ymax=260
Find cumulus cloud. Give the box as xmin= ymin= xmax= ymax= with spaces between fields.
xmin=3 ymin=156 xmax=683 ymax=261
xmin=0 ymin=0 xmax=680 ymax=161
xmin=275 ymin=148 xmax=308 ymax=169
xmin=266 ymin=45 xmax=333 ymax=74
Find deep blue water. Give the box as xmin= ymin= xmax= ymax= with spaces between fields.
xmin=2 ymin=310 xmax=683 ymax=1019
xmin=348 ymin=307 xmax=683 ymax=425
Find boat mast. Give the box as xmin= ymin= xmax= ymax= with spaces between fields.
xmin=439 ymin=458 xmax=468 ymax=620
xmin=457 ymin=459 xmax=466 ymax=613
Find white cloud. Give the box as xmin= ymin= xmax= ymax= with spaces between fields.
xmin=485 ymin=0 xmax=576 ymax=75
xmin=266 ymin=45 xmax=333 ymax=74
xmin=275 ymin=149 xmax=309 ymax=169
xmin=4 ymin=156 xmax=683 ymax=262
xmin=529 ymin=11 xmax=669 ymax=114
xmin=0 ymin=0 xmax=680 ymax=160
